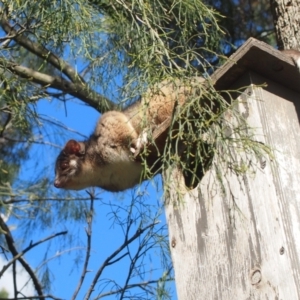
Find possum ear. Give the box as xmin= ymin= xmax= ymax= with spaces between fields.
xmin=63 ymin=140 xmax=85 ymax=156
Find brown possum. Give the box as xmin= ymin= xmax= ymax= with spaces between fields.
xmin=54 ymin=78 xmax=204 ymax=192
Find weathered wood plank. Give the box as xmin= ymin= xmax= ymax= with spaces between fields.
xmin=166 ymin=71 xmax=300 ymax=299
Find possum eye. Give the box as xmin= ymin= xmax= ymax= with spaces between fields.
xmin=61 ymin=161 xmax=69 ymax=170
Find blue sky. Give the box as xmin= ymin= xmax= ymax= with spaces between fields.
xmin=0 ymin=10 xmax=177 ymax=295
xmin=2 ymin=97 xmax=177 ymax=299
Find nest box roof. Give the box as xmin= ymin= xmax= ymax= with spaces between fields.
xmin=212 ymin=37 xmax=300 ymax=93
xmin=136 ymin=38 xmax=300 ymax=160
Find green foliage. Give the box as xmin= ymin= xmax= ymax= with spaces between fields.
xmin=97 ymin=0 xmax=224 ymax=72
xmin=0 ymin=89 xmax=31 ymax=198
xmin=0 ymin=288 xmax=9 ymax=299
xmin=0 ymin=0 xmax=227 ymax=204
xmin=0 ymin=0 xmax=276 ymax=299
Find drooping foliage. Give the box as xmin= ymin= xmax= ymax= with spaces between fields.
xmin=0 ymin=0 xmax=276 ymax=299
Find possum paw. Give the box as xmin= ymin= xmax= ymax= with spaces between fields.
xmin=136 ymin=130 xmax=148 ymax=150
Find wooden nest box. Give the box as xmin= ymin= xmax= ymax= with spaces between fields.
xmin=161 ymin=37 xmax=300 ymax=300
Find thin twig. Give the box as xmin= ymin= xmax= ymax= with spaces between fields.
xmin=71 ymin=190 xmax=95 ymax=300
xmin=0 ymin=295 xmax=63 ymax=300
xmin=3 ymin=136 xmax=62 ymax=149
xmin=35 ymin=247 xmax=86 ymax=273
xmin=3 ymin=197 xmax=103 ymax=205
xmin=0 ymin=230 xmax=68 ymax=278
xmin=94 ymin=277 xmax=173 ymax=299
xmin=106 ymin=252 xmax=129 ymax=266
xmin=37 ymin=115 xmax=88 ymax=138
xmin=13 ymin=261 xmax=17 ymax=299
xmin=84 ymin=221 xmax=159 ymax=300
xmin=119 ymin=222 xmax=156 ymax=299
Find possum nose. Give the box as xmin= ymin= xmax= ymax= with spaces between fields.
xmin=54 ymin=180 xmax=61 ymax=188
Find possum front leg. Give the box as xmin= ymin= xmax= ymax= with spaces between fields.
xmin=130 ymin=129 xmax=149 ymax=154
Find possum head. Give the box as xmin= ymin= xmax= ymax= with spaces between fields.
xmin=54 ymin=139 xmax=86 ymax=190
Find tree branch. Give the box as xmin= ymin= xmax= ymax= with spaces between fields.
xmin=0 ymin=216 xmax=68 ymax=300
xmin=0 ymin=59 xmax=116 ymax=111
xmin=0 ymin=9 xmax=84 ymax=85
xmin=0 ymin=216 xmax=45 ymax=299
xmin=95 ymin=277 xmax=173 ymax=299
xmin=84 ymin=221 xmax=159 ymax=300
xmin=0 ymin=9 xmax=117 ymax=112
xmin=119 ymin=222 xmax=159 ymax=299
